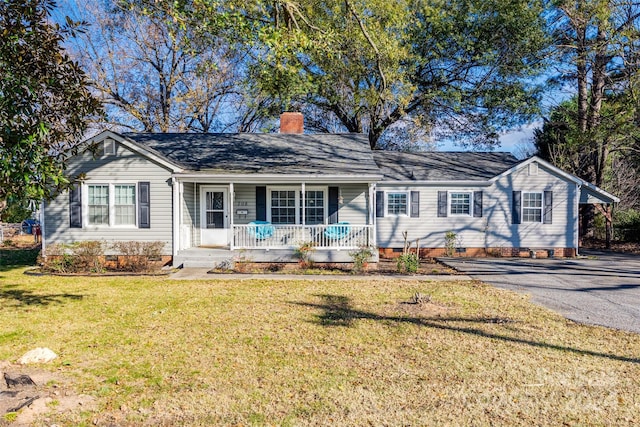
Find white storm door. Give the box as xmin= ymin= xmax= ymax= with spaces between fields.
xmin=200 ymin=186 xmax=229 ymax=246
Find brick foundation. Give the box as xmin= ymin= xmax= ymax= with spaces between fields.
xmin=233 ymin=261 xmax=378 ymax=272
xmin=379 ymin=247 xmax=576 ymax=259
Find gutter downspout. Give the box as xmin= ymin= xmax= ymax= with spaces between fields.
xmin=369 ymin=183 xmax=376 ymax=257
xmin=229 ymin=182 xmax=234 ymax=250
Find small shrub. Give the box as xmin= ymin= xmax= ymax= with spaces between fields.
xmin=2 ymin=239 xmax=14 ymax=247
xmin=397 ymin=252 xmax=419 ymax=273
xmin=233 ymin=250 xmax=252 ymax=273
xmin=349 ymin=246 xmax=374 ymax=273
xmin=266 ymin=263 xmax=285 ymax=272
xmin=40 ymin=243 xmax=69 ymax=273
xmin=295 ymin=241 xmax=316 ymax=268
xmin=444 ymin=231 xmax=457 ymax=257
xmin=41 ymin=241 xmax=105 ymax=273
xmin=73 ymin=241 xmax=105 ymax=273
xmin=111 ymin=241 xmax=165 ymax=272
xmin=214 ymin=259 xmax=233 ymax=271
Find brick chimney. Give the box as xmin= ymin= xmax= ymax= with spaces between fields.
xmin=279 ymin=112 xmax=304 ymax=134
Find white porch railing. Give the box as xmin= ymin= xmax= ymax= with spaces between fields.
xmin=233 ymin=224 xmax=374 ymax=250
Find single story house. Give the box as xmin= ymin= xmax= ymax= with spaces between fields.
xmin=41 ymin=113 xmax=618 ymax=267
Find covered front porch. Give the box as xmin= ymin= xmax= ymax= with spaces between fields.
xmin=173 ymin=177 xmax=377 ymax=265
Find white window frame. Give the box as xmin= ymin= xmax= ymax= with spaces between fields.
xmin=83 ymin=182 xmax=138 ymax=228
xmin=266 ymin=186 xmax=328 ymax=225
xmin=522 ymin=192 xmax=543 ymax=223
xmin=385 ymin=191 xmax=409 ymax=217
xmin=448 ymin=191 xmax=473 ymax=217
xmin=87 ymin=184 xmax=110 ymax=226
xmin=114 ymin=184 xmax=137 ymax=226
xmin=303 ymin=188 xmax=328 ymax=225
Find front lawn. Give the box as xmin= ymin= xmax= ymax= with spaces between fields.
xmin=1 ymin=266 xmax=639 ymax=425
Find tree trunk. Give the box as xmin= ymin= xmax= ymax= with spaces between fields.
xmin=576 ymin=26 xmax=589 ymax=132
xmin=595 ymin=203 xmax=613 ymax=249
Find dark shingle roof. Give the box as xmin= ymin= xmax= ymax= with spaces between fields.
xmin=123 ymin=133 xmax=380 ymax=176
xmin=373 ymin=151 xmax=520 ymax=181
xmin=121 ymin=132 xmax=519 ymax=181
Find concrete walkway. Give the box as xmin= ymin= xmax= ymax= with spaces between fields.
xmin=170 ymin=268 xmax=472 ymax=281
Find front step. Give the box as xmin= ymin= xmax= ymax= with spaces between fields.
xmin=174 ymin=250 xmax=234 ymax=269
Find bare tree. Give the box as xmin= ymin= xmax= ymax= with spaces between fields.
xmin=70 ymin=2 xmax=243 ymax=133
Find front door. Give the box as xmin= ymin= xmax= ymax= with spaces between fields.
xmin=200 ymin=186 xmax=229 ymax=246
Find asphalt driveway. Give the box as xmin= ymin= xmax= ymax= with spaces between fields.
xmin=441 ymin=250 xmax=640 ymax=333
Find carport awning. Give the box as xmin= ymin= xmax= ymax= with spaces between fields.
xmin=579 ymin=183 xmax=619 ymax=205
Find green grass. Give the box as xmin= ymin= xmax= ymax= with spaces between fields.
xmin=1 ymin=263 xmax=640 ymax=425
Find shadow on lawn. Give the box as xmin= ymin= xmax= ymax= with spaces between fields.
xmin=0 ymin=248 xmax=40 ymax=272
xmin=293 ymin=294 xmax=640 ymax=365
xmin=0 ymin=284 xmax=84 ymax=306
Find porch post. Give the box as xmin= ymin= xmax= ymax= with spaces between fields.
xmin=229 ymin=182 xmax=235 ymax=250
xmin=369 ymin=183 xmax=376 ymax=247
xmin=301 ymin=182 xmax=306 ymax=226
xmin=172 ymin=177 xmax=180 ymax=257
xmin=178 ymin=182 xmax=184 ymax=250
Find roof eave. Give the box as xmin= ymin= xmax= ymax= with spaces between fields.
xmin=377 ymin=180 xmax=493 ymax=186
xmin=173 ymin=172 xmax=383 ymax=183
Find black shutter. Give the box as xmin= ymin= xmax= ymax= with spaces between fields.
xmin=512 ymin=191 xmax=522 ymax=224
xmin=437 ymin=191 xmax=448 ymax=217
xmin=375 ymin=191 xmax=384 ymax=218
xmin=328 ymin=186 xmax=339 ymax=224
xmin=543 ymin=190 xmax=553 ymax=224
xmin=69 ymin=183 xmax=82 ymax=228
xmin=473 ymin=191 xmax=483 ymax=218
xmin=138 ymin=182 xmax=151 ymax=229
xmin=256 ymin=186 xmax=267 ymax=221
xmin=410 ymin=191 xmax=420 ymax=218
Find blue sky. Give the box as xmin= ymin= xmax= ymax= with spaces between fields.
xmin=53 ymin=1 xmax=553 ymax=157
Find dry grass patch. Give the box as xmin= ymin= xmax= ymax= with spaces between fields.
xmin=0 ymin=267 xmax=639 ymax=425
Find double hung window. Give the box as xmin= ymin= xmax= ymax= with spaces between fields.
xmin=522 ymin=192 xmax=542 ymax=223
xmin=88 ymin=185 xmax=110 ymax=225
xmin=114 ymin=185 xmax=136 ymax=225
xmin=268 ymin=188 xmax=327 ymax=224
xmin=386 ymin=192 xmax=408 ymax=216
xmin=87 ymin=183 xmax=137 ymax=226
xmin=304 ymin=190 xmax=325 ymax=225
xmin=449 ymin=192 xmax=471 ymax=216
xmin=270 ymin=190 xmax=297 ymax=224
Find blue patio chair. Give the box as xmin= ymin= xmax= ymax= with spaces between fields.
xmin=248 ymin=220 xmax=275 ymax=240
xmin=323 ymin=221 xmax=350 ymax=240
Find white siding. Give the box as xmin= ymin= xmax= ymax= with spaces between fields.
xmin=338 ymin=184 xmax=370 ymax=224
xmin=376 ymin=162 xmax=578 ymax=249
xmin=44 ymin=142 xmax=174 ymax=254
xmin=233 ymin=184 xmax=257 ymax=224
